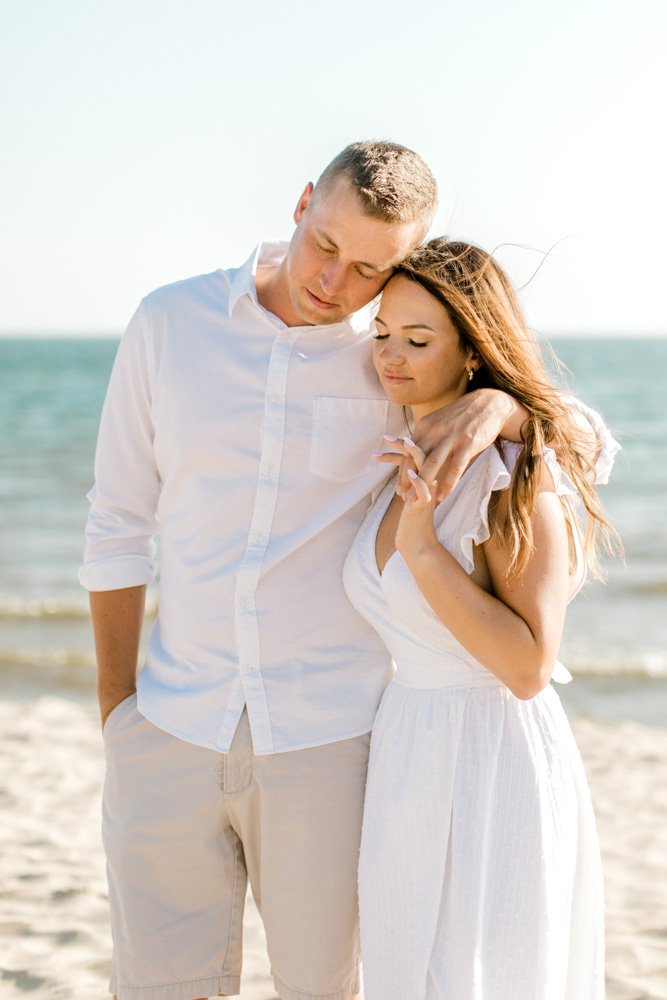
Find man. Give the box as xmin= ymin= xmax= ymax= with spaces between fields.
xmin=80 ymin=141 xmax=609 ymax=1000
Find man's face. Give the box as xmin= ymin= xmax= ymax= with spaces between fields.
xmin=284 ymin=177 xmax=424 ymax=326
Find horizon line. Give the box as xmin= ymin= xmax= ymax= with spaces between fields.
xmin=1 ymin=328 xmax=666 ymax=341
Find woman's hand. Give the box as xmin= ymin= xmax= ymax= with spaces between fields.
xmin=390 ymin=438 xmax=440 ymax=559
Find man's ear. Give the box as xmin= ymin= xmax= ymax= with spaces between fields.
xmin=293 ymin=182 xmax=314 ymax=225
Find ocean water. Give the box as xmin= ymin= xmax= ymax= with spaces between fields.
xmin=0 ymin=335 xmax=665 ymax=683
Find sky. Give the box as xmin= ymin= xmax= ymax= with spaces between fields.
xmin=1 ymin=0 xmax=665 ymax=336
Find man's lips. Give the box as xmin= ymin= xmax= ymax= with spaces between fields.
xmin=306 ymin=288 xmax=337 ymax=310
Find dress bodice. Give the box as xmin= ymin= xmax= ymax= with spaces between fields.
xmin=343 ymin=442 xmax=582 ymax=689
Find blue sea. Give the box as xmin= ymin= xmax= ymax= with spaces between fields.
xmin=1 ymin=335 xmax=666 ymax=698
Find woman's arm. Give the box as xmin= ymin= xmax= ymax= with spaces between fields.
xmin=395 ymin=463 xmax=570 ymax=700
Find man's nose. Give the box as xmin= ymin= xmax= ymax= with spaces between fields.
xmin=320 ymin=260 xmax=346 ymax=295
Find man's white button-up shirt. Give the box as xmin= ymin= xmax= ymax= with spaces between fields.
xmin=79 ymin=242 xmax=405 ymax=754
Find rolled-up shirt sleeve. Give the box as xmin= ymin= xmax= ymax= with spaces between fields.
xmin=563 ymin=393 xmax=621 ymax=485
xmin=79 ymin=301 xmax=160 ymax=591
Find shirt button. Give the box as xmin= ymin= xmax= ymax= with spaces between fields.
xmin=242 ymin=664 xmax=254 ymax=674
xmin=269 ymin=393 xmax=282 ymax=404
xmin=253 ymin=531 xmax=267 ymax=543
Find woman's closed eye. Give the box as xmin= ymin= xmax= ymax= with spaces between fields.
xmin=373 ymin=332 xmax=429 ymax=348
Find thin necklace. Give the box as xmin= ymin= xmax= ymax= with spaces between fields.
xmin=402 ymin=406 xmax=414 ymax=437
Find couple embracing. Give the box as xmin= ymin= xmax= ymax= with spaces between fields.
xmin=81 ymin=140 xmax=618 ymax=1000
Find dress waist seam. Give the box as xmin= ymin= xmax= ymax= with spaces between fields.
xmin=392 ymin=677 xmax=507 ymax=692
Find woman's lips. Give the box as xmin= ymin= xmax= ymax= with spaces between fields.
xmin=382 ymin=372 xmax=412 ymax=384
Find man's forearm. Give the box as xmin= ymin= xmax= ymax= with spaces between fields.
xmin=90 ymin=585 xmax=146 ymax=725
xmin=409 ymin=388 xmax=528 ymax=498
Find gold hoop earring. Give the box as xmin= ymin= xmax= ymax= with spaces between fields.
xmin=467 ymin=368 xmax=474 ymax=382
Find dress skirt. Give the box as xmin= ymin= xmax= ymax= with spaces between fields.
xmin=358 ymin=680 xmax=605 ymax=1000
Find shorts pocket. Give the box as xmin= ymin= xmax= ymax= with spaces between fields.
xmin=309 ymin=396 xmax=389 ymax=482
xmin=102 ymin=691 xmax=138 ymax=740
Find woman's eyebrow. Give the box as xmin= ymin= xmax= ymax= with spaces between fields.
xmin=375 ymin=316 xmax=436 ymax=333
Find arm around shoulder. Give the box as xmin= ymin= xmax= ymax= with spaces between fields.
xmin=414 ymin=388 xmax=528 ymax=500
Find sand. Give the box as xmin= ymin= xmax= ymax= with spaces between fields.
xmin=1 ymin=680 xmax=666 ymax=1000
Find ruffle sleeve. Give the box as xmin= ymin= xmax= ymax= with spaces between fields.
xmin=561 ymin=394 xmax=621 ymax=485
xmin=442 ymin=444 xmax=513 ymax=576
xmin=434 ymin=441 xmax=585 ymax=593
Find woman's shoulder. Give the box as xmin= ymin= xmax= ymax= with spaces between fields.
xmin=454 ymin=439 xmax=517 ymax=498
xmin=433 ymin=439 xmax=583 ymax=575
xmin=433 ymin=443 xmax=514 ymax=574
xmin=472 ymin=439 xmax=581 ymax=499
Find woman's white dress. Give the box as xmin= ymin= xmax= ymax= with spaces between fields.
xmin=343 ymin=442 xmax=604 ymax=1000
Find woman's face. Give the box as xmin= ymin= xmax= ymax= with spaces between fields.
xmin=373 ymin=275 xmax=476 ymax=419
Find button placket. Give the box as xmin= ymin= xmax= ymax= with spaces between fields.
xmin=233 ymin=331 xmax=297 ymax=752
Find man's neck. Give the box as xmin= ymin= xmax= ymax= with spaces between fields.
xmin=255 ymin=261 xmax=309 ymax=327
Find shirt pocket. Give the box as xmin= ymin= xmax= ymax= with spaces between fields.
xmin=309 ymin=396 xmax=389 ymax=482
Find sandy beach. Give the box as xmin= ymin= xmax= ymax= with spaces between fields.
xmin=1 ymin=672 xmax=666 ymax=1000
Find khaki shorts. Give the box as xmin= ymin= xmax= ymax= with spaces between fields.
xmin=102 ymin=694 xmax=369 ymax=1000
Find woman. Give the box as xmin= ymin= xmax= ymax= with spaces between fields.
xmin=343 ymin=239 xmax=617 ymax=1000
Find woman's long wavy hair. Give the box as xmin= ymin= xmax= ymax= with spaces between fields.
xmin=396 ymin=238 xmax=620 ymax=579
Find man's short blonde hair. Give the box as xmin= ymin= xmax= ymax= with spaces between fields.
xmin=314 ymin=140 xmax=437 ymax=237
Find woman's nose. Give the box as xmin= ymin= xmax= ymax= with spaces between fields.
xmin=381 ymin=340 xmax=405 ymax=365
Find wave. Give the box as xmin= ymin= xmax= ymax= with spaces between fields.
xmin=6 ymin=586 xmax=667 ymax=621
xmin=629 ymin=580 xmax=667 ymax=596
xmin=0 ymin=597 xmax=90 ymax=620
xmin=0 ymin=648 xmax=666 ymax=680
xmin=0 ymin=648 xmax=96 ymax=668
xmin=558 ymin=651 xmax=667 ymax=680
xmin=0 ymin=596 xmax=159 ymax=620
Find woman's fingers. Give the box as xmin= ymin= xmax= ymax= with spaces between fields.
xmin=405 ymin=470 xmax=439 ymax=506
xmin=372 ymin=451 xmax=404 ymax=468
xmin=374 ymin=439 xmax=437 ymax=507
xmin=377 ymin=436 xmax=426 ymax=494
xmin=384 ymin=435 xmax=427 ymax=470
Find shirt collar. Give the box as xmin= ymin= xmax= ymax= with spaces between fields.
xmin=226 ymin=240 xmax=377 ymax=337
xmin=226 ymin=242 xmax=274 ymax=317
